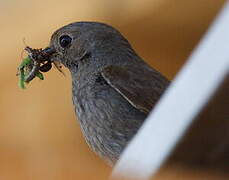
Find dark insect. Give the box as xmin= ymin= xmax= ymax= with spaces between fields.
xmin=17 ymin=46 xmax=57 ymax=89
xmin=24 ymin=46 xmax=55 ymax=82
xmin=39 ymin=61 xmax=52 ymax=72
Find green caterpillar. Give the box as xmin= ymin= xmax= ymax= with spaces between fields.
xmin=18 ymin=56 xmax=44 ymax=89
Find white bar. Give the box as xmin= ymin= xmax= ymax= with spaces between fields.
xmin=111 ymin=2 xmax=229 ymax=180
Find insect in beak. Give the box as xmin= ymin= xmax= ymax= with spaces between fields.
xmin=17 ymin=46 xmax=64 ymax=89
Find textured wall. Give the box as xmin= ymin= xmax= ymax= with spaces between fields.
xmin=0 ymin=0 xmax=227 ymax=179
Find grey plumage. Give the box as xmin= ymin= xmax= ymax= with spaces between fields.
xmin=49 ymin=22 xmax=169 ymax=165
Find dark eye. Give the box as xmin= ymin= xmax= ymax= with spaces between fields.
xmin=59 ymin=35 xmax=72 ymax=48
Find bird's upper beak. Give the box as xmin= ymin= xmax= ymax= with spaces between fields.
xmin=44 ymin=46 xmax=64 ymax=64
xmin=42 ymin=46 xmax=56 ymax=62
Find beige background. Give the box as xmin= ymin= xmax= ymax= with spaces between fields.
xmin=0 ymin=0 xmax=227 ymax=179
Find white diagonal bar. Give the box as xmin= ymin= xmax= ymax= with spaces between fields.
xmin=111 ymin=2 xmax=229 ymax=180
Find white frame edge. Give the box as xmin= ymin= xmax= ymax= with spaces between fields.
xmin=111 ymin=2 xmax=229 ymax=180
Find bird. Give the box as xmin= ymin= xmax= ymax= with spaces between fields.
xmin=47 ymin=22 xmax=170 ymax=166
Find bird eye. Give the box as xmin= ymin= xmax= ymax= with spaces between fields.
xmin=59 ymin=35 xmax=72 ymax=48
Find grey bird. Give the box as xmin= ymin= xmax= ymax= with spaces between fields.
xmin=48 ymin=22 xmax=169 ymax=166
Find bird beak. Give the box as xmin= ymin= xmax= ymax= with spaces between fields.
xmin=43 ymin=46 xmax=56 ymax=60
xmin=44 ymin=46 xmax=65 ymax=75
xmin=43 ymin=46 xmax=60 ymax=63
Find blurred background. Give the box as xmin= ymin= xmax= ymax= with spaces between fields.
xmin=0 ymin=0 xmax=227 ymax=179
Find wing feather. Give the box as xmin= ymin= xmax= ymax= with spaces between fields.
xmin=101 ymin=65 xmax=169 ymax=113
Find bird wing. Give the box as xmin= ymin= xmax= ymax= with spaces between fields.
xmin=101 ymin=65 xmax=170 ymax=114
